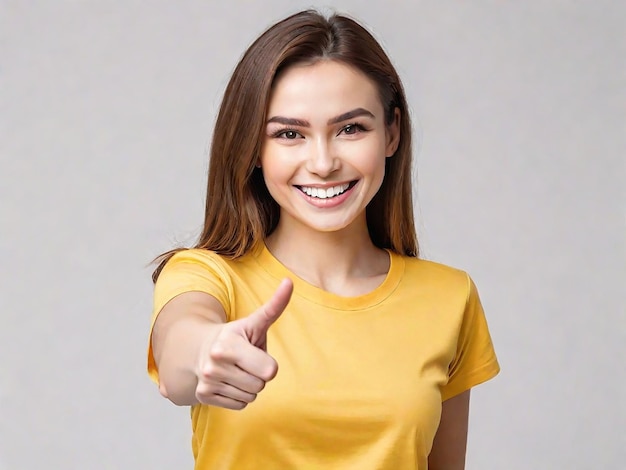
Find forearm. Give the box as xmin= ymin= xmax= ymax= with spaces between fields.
xmin=154 ymin=314 xmax=221 ymax=406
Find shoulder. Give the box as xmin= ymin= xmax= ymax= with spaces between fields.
xmin=154 ymin=249 xmax=256 ymax=320
xmin=165 ymin=248 xmax=257 ymax=273
xmin=168 ymin=248 xmax=228 ymax=264
xmin=399 ymin=255 xmax=471 ymax=294
xmin=158 ymin=247 xmax=265 ymax=293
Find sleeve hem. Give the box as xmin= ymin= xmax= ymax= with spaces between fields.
xmin=441 ymin=358 xmax=500 ymax=402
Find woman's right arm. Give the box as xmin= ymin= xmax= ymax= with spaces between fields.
xmin=151 ymin=279 xmax=293 ymax=409
xmin=151 ymin=291 xmax=226 ymax=406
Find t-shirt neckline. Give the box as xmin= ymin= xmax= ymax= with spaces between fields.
xmin=252 ymin=242 xmax=405 ymax=311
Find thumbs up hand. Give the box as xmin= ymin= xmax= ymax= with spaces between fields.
xmin=194 ymin=278 xmax=293 ymax=410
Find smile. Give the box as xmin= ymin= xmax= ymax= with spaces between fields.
xmin=297 ymin=181 xmax=357 ymax=199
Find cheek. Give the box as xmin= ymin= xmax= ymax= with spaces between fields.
xmin=260 ymin=152 xmax=293 ymax=190
xmin=358 ymin=145 xmax=388 ymax=194
xmin=355 ymin=143 xmax=387 ymax=176
xmin=261 ymin=141 xmax=290 ymax=166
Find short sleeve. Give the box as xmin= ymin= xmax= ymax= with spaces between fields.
xmin=440 ymin=275 xmax=500 ymax=401
xmin=146 ymin=250 xmax=233 ymax=383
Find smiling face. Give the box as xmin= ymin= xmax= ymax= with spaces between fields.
xmin=260 ymin=60 xmax=400 ymax=237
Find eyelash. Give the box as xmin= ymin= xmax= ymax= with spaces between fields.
xmin=271 ymin=122 xmax=368 ymax=139
xmin=341 ymin=122 xmax=367 ymax=135
xmin=271 ymin=129 xmax=301 ymax=139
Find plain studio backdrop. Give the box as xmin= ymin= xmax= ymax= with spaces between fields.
xmin=1 ymin=1 xmax=624 ymax=469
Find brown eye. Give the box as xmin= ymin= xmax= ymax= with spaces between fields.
xmin=340 ymin=123 xmax=365 ymax=136
xmin=275 ymin=129 xmax=301 ymax=139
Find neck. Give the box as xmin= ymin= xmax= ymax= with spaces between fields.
xmin=264 ymin=217 xmax=389 ymax=293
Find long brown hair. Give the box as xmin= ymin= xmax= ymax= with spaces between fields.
xmin=153 ymin=10 xmax=417 ymax=283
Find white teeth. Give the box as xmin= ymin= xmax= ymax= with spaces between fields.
xmin=300 ymin=183 xmax=350 ymax=199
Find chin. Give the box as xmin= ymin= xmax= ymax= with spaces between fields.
xmin=302 ymin=219 xmax=356 ymax=233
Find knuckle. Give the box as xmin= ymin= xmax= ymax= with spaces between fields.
xmin=195 ymin=381 xmax=214 ymax=398
xmin=201 ymin=362 xmax=218 ymax=378
xmin=195 ymin=391 xmax=211 ymax=405
xmin=209 ymin=343 xmax=226 ymax=360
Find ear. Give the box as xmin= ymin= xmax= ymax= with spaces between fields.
xmin=385 ymin=107 xmax=401 ymax=158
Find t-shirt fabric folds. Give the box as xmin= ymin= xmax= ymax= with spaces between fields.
xmin=147 ymin=244 xmax=500 ymax=469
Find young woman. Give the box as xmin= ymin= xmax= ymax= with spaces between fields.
xmin=148 ymin=9 xmax=499 ymax=469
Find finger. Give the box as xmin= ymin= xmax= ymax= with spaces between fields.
xmin=201 ymin=352 xmax=267 ymax=394
xmin=244 ymin=278 xmax=293 ymax=344
xmin=196 ymin=380 xmax=258 ymax=405
xmin=227 ymin=370 xmax=267 ymax=395
xmin=211 ymin=333 xmax=278 ymax=381
xmin=195 ymin=389 xmax=248 ymax=410
xmin=235 ymin=347 xmax=278 ymax=382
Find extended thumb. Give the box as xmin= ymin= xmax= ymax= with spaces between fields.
xmin=245 ymin=278 xmax=293 ymax=344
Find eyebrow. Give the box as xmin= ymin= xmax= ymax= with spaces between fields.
xmin=266 ymin=107 xmax=375 ymax=127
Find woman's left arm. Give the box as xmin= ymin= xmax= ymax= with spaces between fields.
xmin=428 ymin=390 xmax=471 ymax=470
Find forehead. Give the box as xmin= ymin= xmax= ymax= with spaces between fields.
xmin=267 ymin=60 xmax=383 ymax=119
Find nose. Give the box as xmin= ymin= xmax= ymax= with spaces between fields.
xmin=305 ymin=138 xmax=338 ymax=177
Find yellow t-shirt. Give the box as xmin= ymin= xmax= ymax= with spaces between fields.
xmin=148 ymin=244 xmax=500 ymax=469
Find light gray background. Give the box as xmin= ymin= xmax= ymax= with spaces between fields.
xmin=1 ymin=1 xmax=624 ymax=469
